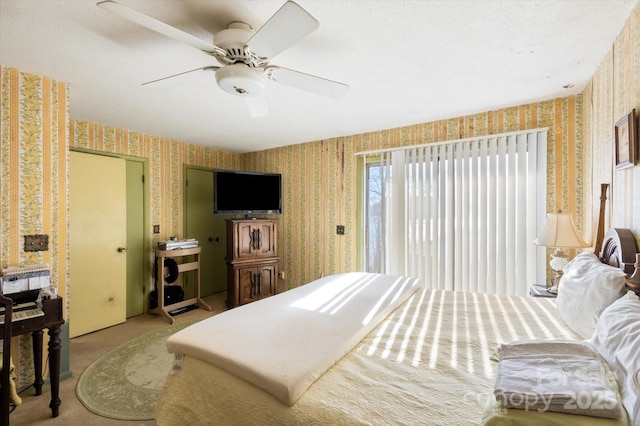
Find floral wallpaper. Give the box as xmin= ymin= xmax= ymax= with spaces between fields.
xmin=0 ymin=68 xmax=68 ymax=291
xmin=245 ymin=96 xmax=583 ymax=289
xmin=1 ymin=68 xmax=585 ymax=300
xmin=583 ymin=3 xmax=640 ymax=244
xmin=0 ymin=67 xmax=68 ymax=386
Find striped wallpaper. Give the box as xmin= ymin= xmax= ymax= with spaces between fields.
xmin=583 ymin=3 xmax=640 ymax=244
xmin=245 ymin=96 xmax=584 ymax=289
xmin=0 ymin=68 xmax=68 ymax=291
xmin=0 ymin=65 xmax=586 ymax=296
xmin=0 ymin=67 xmax=69 ymax=385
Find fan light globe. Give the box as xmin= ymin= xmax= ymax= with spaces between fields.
xmin=215 ymin=64 xmax=266 ymax=97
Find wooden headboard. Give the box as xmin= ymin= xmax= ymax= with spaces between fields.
xmin=600 ymin=228 xmax=640 ymax=295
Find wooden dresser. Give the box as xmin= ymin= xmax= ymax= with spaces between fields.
xmin=225 ymin=219 xmax=279 ymax=308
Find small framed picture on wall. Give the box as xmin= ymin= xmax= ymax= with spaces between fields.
xmin=614 ymin=108 xmax=637 ymax=170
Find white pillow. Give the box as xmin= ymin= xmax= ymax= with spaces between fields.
xmin=556 ymin=251 xmax=627 ymax=339
xmin=633 ymin=369 xmax=640 ymax=426
xmin=590 ymin=291 xmax=640 ymax=425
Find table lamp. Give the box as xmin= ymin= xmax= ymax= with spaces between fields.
xmin=534 ymin=210 xmax=589 ymax=293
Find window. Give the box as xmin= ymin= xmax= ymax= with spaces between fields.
xmin=365 ymin=163 xmax=384 ymax=273
xmin=362 ymin=130 xmax=547 ymax=296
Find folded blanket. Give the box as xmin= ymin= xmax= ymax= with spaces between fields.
xmin=167 ymin=272 xmax=420 ymax=406
xmin=494 ymin=340 xmax=623 ymax=419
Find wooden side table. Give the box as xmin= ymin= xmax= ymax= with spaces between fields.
xmin=0 ymin=296 xmax=64 ymax=422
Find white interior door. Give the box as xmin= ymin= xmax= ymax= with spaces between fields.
xmin=69 ymin=151 xmax=127 ymax=337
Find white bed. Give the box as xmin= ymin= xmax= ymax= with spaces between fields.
xmin=154 ymin=230 xmax=640 ymax=425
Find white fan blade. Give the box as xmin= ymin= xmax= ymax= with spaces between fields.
xmin=97 ymin=0 xmax=223 ymax=55
xmin=267 ymin=66 xmax=349 ymax=99
xmin=248 ymin=1 xmax=319 ymax=59
xmin=142 ymin=66 xmax=219 ymax=89
xmin=244 ymin=96 xmax=269 ymax=118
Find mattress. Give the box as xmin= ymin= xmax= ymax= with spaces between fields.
xmin=154 ymin=288 xmax=625 ymax=425
xmin=165 ymin=272 xmax=421 ymax=406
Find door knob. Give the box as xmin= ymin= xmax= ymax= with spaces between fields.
xmin=117 ymin=247 xmax=127 ymax=252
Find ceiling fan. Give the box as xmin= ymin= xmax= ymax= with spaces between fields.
xmin=97 ymin=0 xmax=349 ymax=117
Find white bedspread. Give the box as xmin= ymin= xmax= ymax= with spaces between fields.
xmin=156 ymin=289 xmax=620 ymax=425
xmin=166 ymin=272 xmax=420 ymax=406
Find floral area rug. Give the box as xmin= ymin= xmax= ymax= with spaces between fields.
xmin=76 ymin=320 xmax=196 ymax=420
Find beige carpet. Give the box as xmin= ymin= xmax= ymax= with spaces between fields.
xmin=10 ymin=292 xmax=226 ymax=426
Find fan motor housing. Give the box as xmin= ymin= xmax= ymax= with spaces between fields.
xmin=212 ymin=22 xmax=265 ymax=68
xmin=214 ymin=22 xmax=253 ymax=47
xmin=215 ymin=22 xmax=254 ymax=62
xmin=216 ymin=64 xmax=266 ymax=97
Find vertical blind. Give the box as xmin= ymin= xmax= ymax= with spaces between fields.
xmin=363 ymin=129 xmax=547 ymax=296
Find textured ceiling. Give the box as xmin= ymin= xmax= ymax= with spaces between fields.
xmin=0 ymin=0 xmax=637 ymax=153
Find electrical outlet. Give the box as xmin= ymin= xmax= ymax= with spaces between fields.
xmin=153 ymin=225 xmax=160 ymax=234
xmin=278 ymin=271 xmax=285 ymax=280
xmin=336 ymin=225 xmax=345 ymax=235
xmin=24 ymin=234 xmax=49 ymax=251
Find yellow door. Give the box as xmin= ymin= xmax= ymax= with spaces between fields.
xmin=69 ymin=151 xmax=127 ymax=337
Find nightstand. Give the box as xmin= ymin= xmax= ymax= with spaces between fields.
xmin=529 ymin=284 xmax=557 ymax=298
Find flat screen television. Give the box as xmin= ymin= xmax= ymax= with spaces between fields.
xmin=214 ymin=169 xmax=282 ymax=215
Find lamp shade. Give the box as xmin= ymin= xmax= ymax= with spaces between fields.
xmin=534 ymin=211 xmax=589 ymax=248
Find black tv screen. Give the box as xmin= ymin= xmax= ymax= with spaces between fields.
xmin=214 ymin=170 xmax=282 ymax=215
